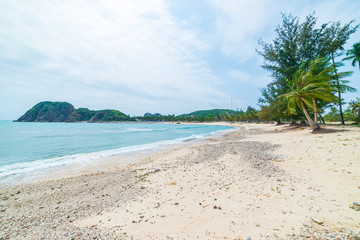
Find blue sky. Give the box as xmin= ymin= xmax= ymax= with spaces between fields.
xmin=1 ymin=0 xmax=359 ymax=120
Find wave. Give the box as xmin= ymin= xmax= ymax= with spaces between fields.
xmin=0 ymin=128 xmax=233 ymax=183
xmin=101 ymin=127 xmax=168 ymax=133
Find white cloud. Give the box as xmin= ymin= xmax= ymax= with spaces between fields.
xmin=209 ymin=0 xmax=360 ymax=62
xmin=228 ymin=69 xmax=269 ymax=87
xmin=208 ymin=0 xmax=278 ymax=62
xmin=1 ymin=0 xmax=359 ymax=119
xmin=0 ymin=0 xmax=228 ymax=118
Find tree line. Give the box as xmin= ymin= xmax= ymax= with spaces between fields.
xmin=256 ymin=13 xmax=360 ymax=130
xmin=136 ymin=107 xmax=259 ymax=122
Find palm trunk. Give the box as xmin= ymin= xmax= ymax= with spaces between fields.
xmin=331 ymin=52 xmax=345 ymax=125
xmin=312 ymin=98 xmax=318 ymax=124
xmin=301 ymin=100 xmax=319 ymax=130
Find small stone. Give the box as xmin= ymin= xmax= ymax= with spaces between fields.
xmin=311 ymin=217 xmax=324 ymax=225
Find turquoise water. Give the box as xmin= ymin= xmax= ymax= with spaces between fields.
xmin=0 ymin=121 xmax=233 ymax=187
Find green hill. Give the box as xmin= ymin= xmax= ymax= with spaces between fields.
xmin=179 ymin=109 xmax=238 ymax=118
xmin=88 ymin=109 xmax=132 ymax=122
xmin=17 ymin=102 xmax=132 ymax=122
xmin=16 ymin=101 xmax=75 ymax=122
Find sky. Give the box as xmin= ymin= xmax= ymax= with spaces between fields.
xmin=1 ymin=0 xmax=360 ymax=120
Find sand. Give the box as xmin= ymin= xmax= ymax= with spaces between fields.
xmin=1 ymin=123 xmax=359 ymax=239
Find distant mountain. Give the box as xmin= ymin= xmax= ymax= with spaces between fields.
xmin=16 ymin=102 xmax=242 ymax=123
xmin=179 ymin=109 xmax=237 ymax=118
xmin=67 ymin=108 xmax=96 ymax=122
xmin=144 ymin=112 xmax=162 ymax=117
xmin=88 ymin=110 xmax=132 ymax=122
xmin=16 ymin=102 xmax=132 ymax=122
xmin=16 ymin=101 xmax=75 ymax=122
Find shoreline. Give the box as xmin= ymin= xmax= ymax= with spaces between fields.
xmin=1 ymin=123 xmax=359 ymax=239
xmin=0 ymin=122 xmax=236 ymax=189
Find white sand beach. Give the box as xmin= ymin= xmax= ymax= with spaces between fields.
xmin=1 ymin=123 xmax=359 ymax=239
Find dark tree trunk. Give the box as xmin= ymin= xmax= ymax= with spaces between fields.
xmin=319 ymin=113 xmax=326 ymax=124
xmin=331 ymin=52 xmax=345 ymax=125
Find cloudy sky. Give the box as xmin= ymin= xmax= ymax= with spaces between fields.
xmin=1 ymin=0 xmax=359 ymax=120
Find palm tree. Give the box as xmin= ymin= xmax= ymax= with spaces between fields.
xmin=343 ymin=42 xmax=360 ymax=71
xmin=281 ymin=57 xmax=339 ymax=130
xmin=343 ymin=42 xmax=360 ymax=123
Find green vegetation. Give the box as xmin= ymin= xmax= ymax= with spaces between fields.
xmin=324 ymin=98 xmax=360 ymax=123
xmin=18 ymin=102 xmax=261 ymax=123
xmin=346 ymin=98 xmax=360 ymax=123
xmin=17 ymin=102 xmax=133 ymax=122
xmin=343 ymin=42 xmax=360 ymax=71
xmin=68 ymin=108 xmax=96 ymax=122
xmin=90 ymin=110 xmax=132 ymax=122
xmin=180 ymin=109 xmax=237 ymax=118
xmin=257 ymin=13 xmax=359 ymax=129
xmin=280 ymin=57 xmax=346 ymax=129
xmin=16 ymin=101 xmax=75 ymax=122
xmin=137 ymin=108 xmax=259 ymax=122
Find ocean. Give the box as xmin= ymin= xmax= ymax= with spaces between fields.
xmin=0 ymin=121 xmax=233 ymax=187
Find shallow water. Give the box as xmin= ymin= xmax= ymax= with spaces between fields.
xmin=0 ymin=121 xmax=233 ymax=187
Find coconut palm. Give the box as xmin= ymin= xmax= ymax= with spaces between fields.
xmin=281 ymin=57 xmax=339 ymax=130
xmin=343 ymin=42 xmax=360 ymax=122
xmin=343 ymin=42 xmax=360 ymax=71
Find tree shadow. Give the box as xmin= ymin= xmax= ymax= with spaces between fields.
xmin=311 ymin=127 xmax=349 ymax=134
xmin=272 ymin=124 xmax=350 ymax=134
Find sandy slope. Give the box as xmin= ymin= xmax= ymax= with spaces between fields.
xmin=1 ymin=123 xmax=359 ymax=239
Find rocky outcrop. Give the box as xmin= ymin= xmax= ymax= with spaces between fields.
xmin=16 ymin=102 xmax=75 ymax=122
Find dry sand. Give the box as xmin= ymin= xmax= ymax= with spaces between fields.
xmin=1 ymin=123 xmax=359 ymax=239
